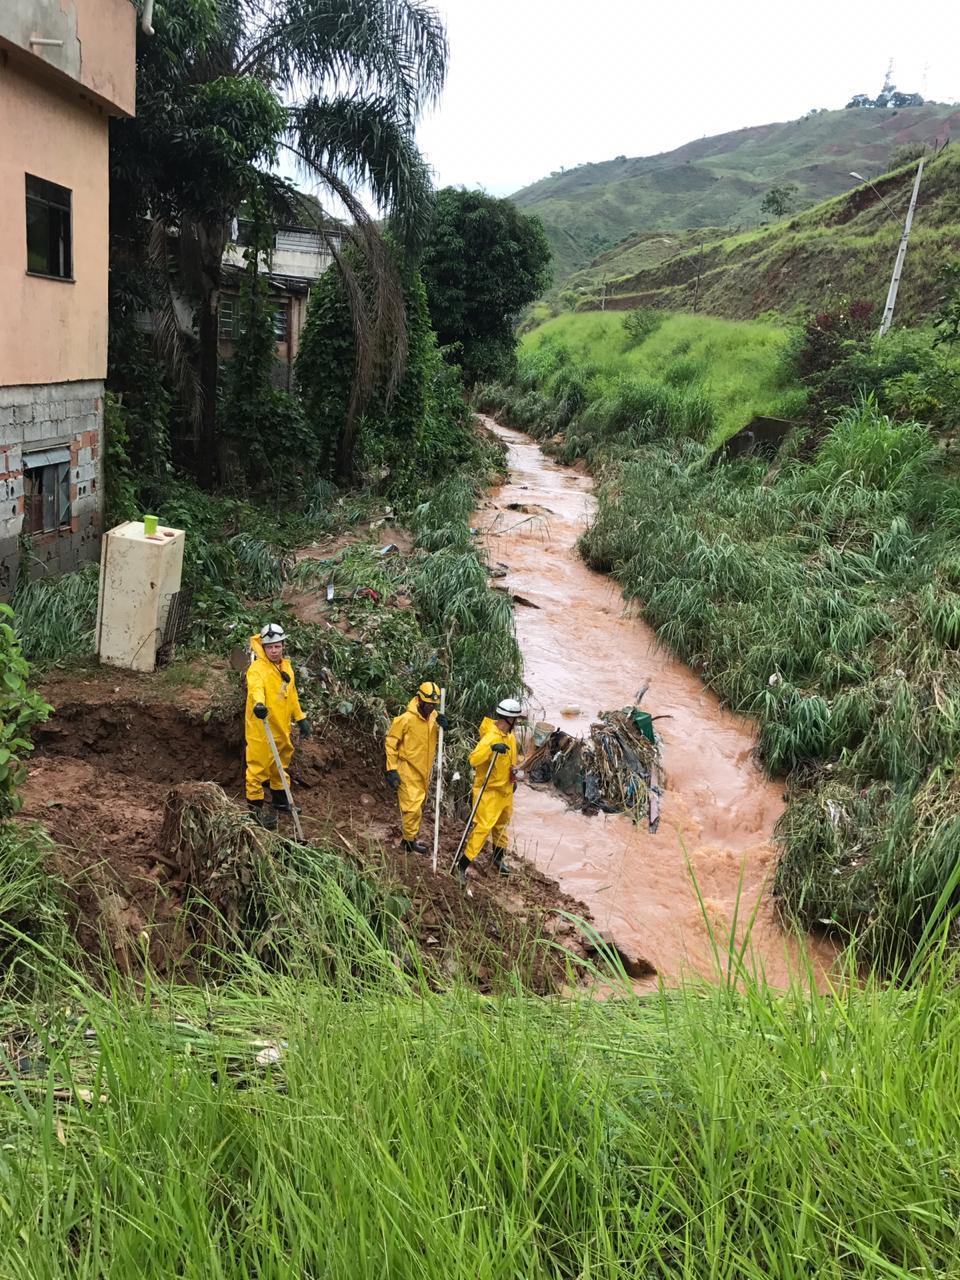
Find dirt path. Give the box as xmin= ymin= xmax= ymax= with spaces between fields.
xmin=478 ymin=417 xmax=835 ymax=989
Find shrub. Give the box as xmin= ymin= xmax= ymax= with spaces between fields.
xmin=12 ymin=567 xmax=99 ymax=665
xmin=621 ymin=307 xmax=663 ymax=347
xmin=0 ymin=605 xmax=51 ymax=817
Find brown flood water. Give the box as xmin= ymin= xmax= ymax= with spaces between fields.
xmin=478 ymin=418 xmax=835 ymax=990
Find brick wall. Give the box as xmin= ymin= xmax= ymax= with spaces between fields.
xmin=0 ymin=380 xmax=104 ymax=598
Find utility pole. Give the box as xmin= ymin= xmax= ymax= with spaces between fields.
xmin=879 ymin=158 xmax=924 ymax=338
xmin=600 ymin=276 xmax=607 ymax=311
xmin=692 ymin=241 xmax=704 ymax=313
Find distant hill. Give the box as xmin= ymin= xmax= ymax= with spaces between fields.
xmin=551 ymin=145 xmax=960 ymax=328
xmin=512 ymin=105 xmax=960 ymax=281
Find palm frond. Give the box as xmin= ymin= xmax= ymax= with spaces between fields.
xmin=240 ymin=0 xmax=448 ymax=120
xmin=288 ymin=93 xmax=434 ymax=251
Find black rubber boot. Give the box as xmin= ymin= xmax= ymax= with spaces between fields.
xmin=401 ymin=838 xmax=428 ymax=854
xmin=270 ymin=787 xmax=301 ymax=815
xmin=248 ymin=800 xmax=278 ymax=831
xmin=492 ymin=846 xmax=510 ymax=877
xmin=452 ymin=853 xmax=470 ymax=886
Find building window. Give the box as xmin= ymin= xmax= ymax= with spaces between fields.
xmin=272 ymin=302 xmax=289 ymax=342
xmin=219 ymin=297 xmax=289 ymax=342
xmin=23 ymin=448 xmax=71 ymax=535
xmin=219 ymin=297 xmax=237 ymax=340
xmin=275 ymin=228 xmax=323 ymax=253
xmin=26 ymin=175 xmax=72 ymax=279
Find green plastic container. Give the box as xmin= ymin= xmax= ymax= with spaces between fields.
xmin=631 ymin=710 xmax=656 ymax=743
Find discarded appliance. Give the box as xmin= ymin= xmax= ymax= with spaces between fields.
xmin=525 ymin=703 xmax=665 ymax=833
xmin=95 ymin=519 xmax=185 ymax=672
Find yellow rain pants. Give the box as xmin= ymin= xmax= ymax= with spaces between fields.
xmin=464 ymin=717 xmax=518 ymax=862
xmin=385 ymin=698 xmax=439 ymax=840
xmin=245 ymin=633 xmax=304 ymax=801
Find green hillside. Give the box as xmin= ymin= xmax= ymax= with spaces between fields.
xmin=521 ymin=311 xmax=794 ymax=442
xmin=564 ymin=145 xmax=960 ymax=325
xmin=512 ymin=105 xmax=960 ymax=280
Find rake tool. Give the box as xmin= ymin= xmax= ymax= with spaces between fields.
xmin=450 ymin=752 xmax=497 ymax=872
xmin=262 ymin=718 xmax=305 ymax=842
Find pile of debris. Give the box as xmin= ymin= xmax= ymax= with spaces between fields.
xmin=525 ymin=704 xmax=665 ymax=833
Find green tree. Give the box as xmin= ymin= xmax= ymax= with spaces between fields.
xmin=420 ymin=188 xmax=552 ymax=385
xmin=110 ymin=0 xmax=447 ymax=485
xmin=221 ymin=210 xmax=316 ymax=492
xmin=297 ymin=252 xmax=436 ymax=479
xmin=760 ymin=183 xmax=799 ymax=221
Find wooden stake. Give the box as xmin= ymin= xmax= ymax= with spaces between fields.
xmin=432 ymin=688 xmax=446 ymax=873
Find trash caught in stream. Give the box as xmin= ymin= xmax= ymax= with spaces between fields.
xmin=524 ymin=697 xmax=666 ymax=833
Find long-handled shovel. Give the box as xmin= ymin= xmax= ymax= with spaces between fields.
xmin=262 ymin=718 xmax=305 ymax=843
xmin=450 ymin=752 xmax=497 ymax=873
xmin=431 ymin=688 xmax=446 ymax=874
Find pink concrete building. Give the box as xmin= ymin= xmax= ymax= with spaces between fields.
xmin=0 ymin=0 xmax=137 ymax=596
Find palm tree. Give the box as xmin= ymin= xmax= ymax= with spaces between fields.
xmin=111 ymin=0 xmax=446 ymax=483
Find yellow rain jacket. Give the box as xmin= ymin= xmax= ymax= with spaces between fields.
xmin=464 ymin=717 xmax=518 ymax=862
xmin=385 ymin=698 xmax=439 ymax=840
xmin=245 ymin=633 xmax=305 ymax=801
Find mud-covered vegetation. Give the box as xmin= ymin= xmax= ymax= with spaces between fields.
xmin=479 ymin=301 xmax=960 ymax=968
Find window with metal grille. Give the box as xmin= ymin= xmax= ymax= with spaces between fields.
xmin=219 ymin=297 xmax=288 ymax=342
xmin=275 ymin=228 xmax=322 ymax=253
xmin=272 ymin=302 xmax=289 ymax=342
xmin=23 ymin=448 xmax=71 ymax=535
xmin=26 ymin=175 xmax=72 ymax=279
xmin=219 ymin=296 xmax=237 ymax=339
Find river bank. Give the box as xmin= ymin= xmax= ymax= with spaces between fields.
xmin=479 ymin=417 xmax=834 ymax=988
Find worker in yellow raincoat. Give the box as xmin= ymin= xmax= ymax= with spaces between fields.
xmin=454 ymin=697 xmax=522 ymax=885
xmin=245 ymin=623 xmax=311 ymax=829
xmin=385 ymin=681 xmax=447 ymax=852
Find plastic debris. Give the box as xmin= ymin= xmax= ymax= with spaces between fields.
xmin=525 ymin=705 xmax=665 ymax=833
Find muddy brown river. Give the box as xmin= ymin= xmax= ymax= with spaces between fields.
xmin=479 ymin=418 xmax=834 ymax=989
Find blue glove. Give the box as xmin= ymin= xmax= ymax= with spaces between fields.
xmin=254 ymin=703 xmax=268 ymax=720
xmin=298 ymin=718 xmax=312 ymax=739
xmin=436 ymin=713 xmax=448 ymax=730
xmin=491 ymin=742 xmax=509 ymax=755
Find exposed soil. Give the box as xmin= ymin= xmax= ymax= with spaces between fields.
xmin=20 ymin=665 xmax=593 ymax=993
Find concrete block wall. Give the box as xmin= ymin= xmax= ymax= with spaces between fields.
xmin=0 ymin=379 xmax=104 ymax=598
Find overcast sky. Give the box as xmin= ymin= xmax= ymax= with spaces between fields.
xmin=415 ymin=0 xmax=960 ymax=196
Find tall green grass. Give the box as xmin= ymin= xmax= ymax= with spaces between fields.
xmin=521 ymin=311 xmax=798 ymax=443
xmin=480 ymin=306 xmax=960 ymax=964
xmin=0 ymin=822 xmax=70 ymax=995
xmin=575 ymin=394 xmax=960 ymax=966
xmin=4 ymin=950 xmax=960 ymax=1277
xmin=12 ymin=565 xmax=99 ymax=664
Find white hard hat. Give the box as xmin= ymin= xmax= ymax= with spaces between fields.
xmin=260 ymin=623 xmax=287 ymax=644
xmin=496 ymin=697 xmax=523 ymax=719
